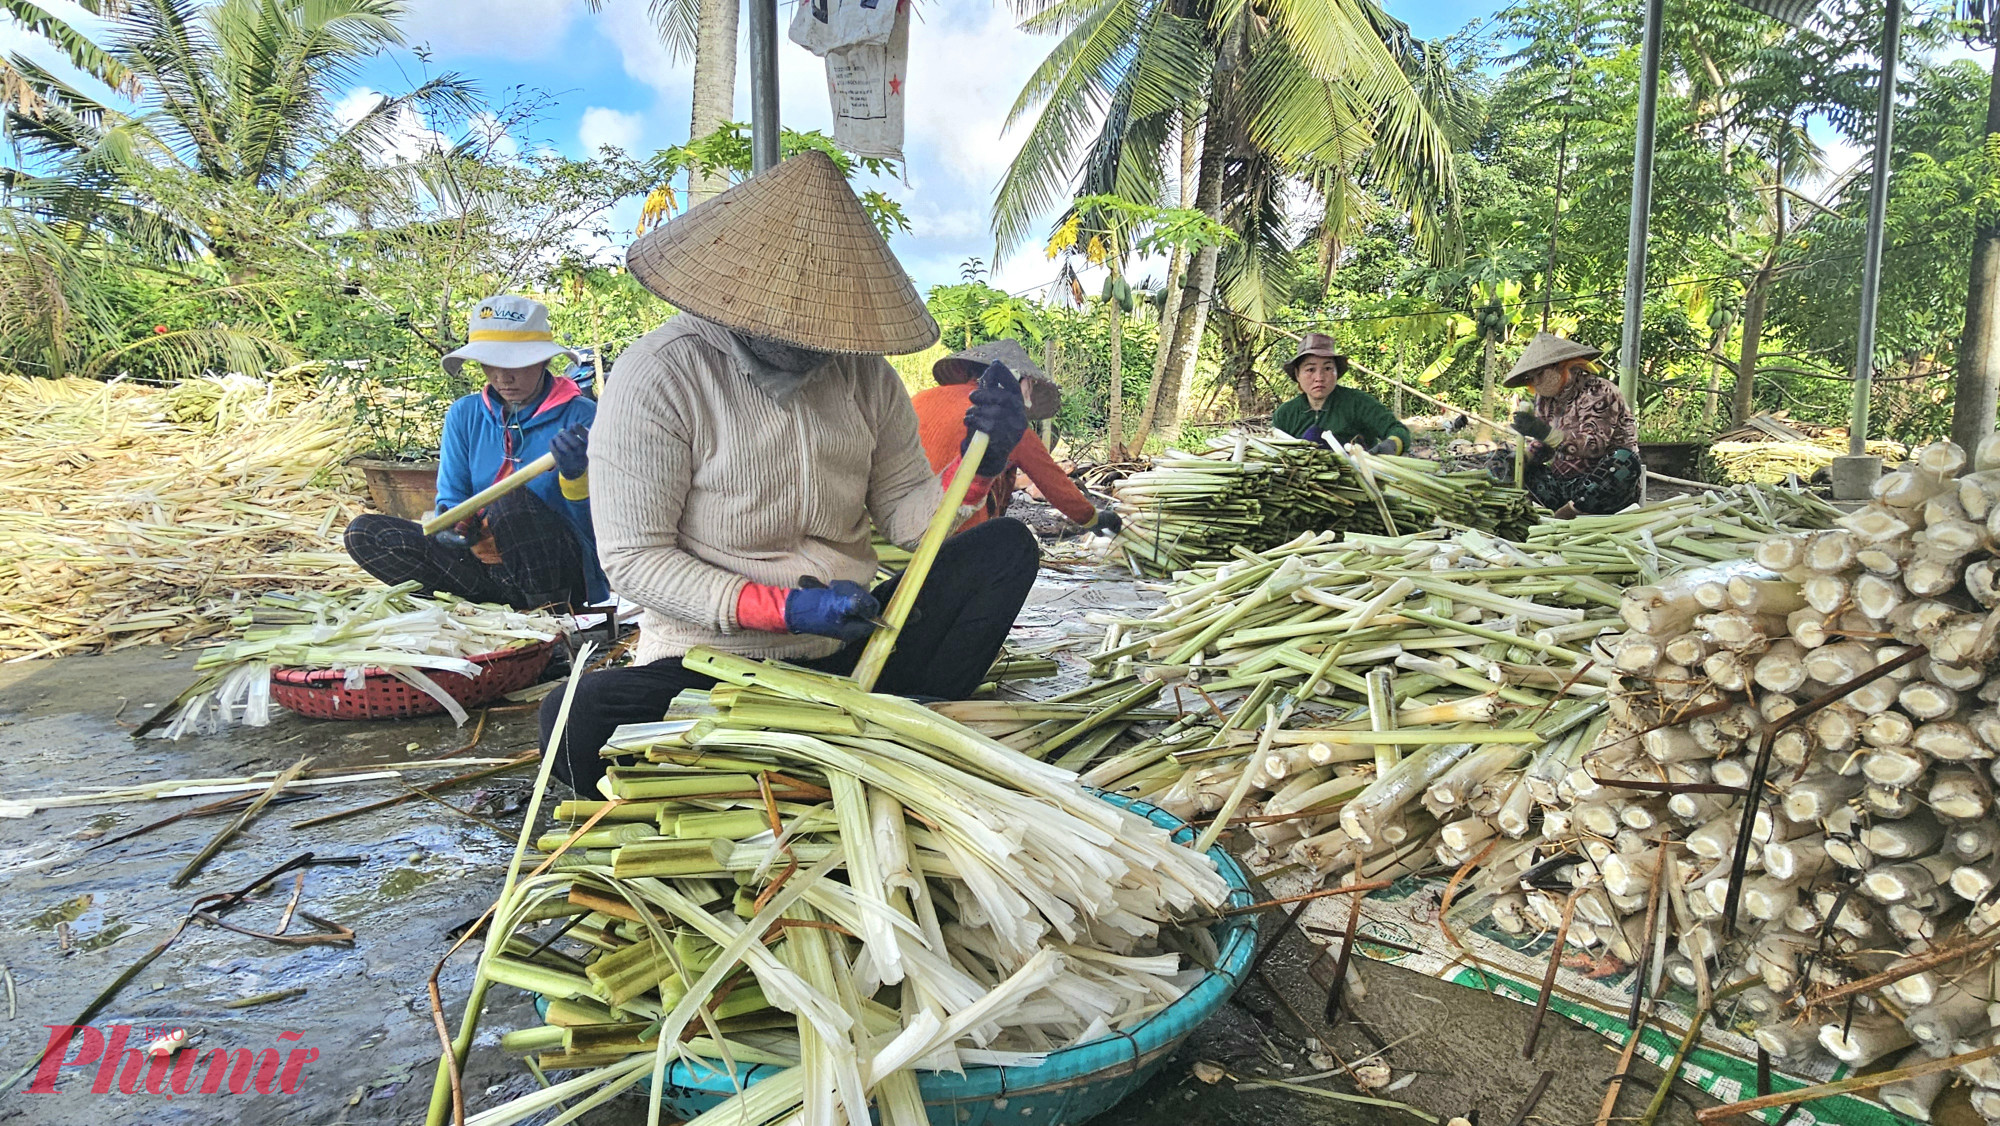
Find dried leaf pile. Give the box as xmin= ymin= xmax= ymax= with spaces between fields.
xmin=1108 ymin=432 xmax=1538 ymax=577
xmin=1705 ymin=436 xmax=1907 ymax=486
xmin=0 ymin=374 xmax=367 ymax=660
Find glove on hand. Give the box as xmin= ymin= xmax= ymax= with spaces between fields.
xmin=550 ymin=424 xmax=590 ymax=478
xmin=1296 ymin=423 xmax=1324 ymax=444
xmin=434 ymin=517 xmax=481 ymax=551
xmin=784 ymin=580 xmax=881 ymax=643
xmin=1367 ymin=437 xmax=1403 ymax=456
xmin=1511 ymin=411 xmax=1551 ymax=441
xmin=961 ymin=362 xmax=1028 ymax=477
xmin=1087 ymin=508 xmax=1123 ymax=536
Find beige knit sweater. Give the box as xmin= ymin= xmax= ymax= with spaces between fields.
xmin=592 ymin=315 xmax=944 ymax=664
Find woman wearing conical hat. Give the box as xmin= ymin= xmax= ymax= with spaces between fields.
xmin=538 ymin=152 xmax=1037 ymax=792
xmin=1496 ymin=332 xmax=1642 ymax=517
xmin=911 ymin=338 xmax=1118 ymax=533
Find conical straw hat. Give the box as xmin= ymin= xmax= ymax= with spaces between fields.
xmin=1502 ymin=332 xmax=1602 ymax=387
xmin=625 ymin=151 xmax=939 ymax=355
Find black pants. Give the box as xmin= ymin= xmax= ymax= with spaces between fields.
xmin=541 ymin=518 xmax=1040 ymax=794
xmin=343 ymin=489 xmax=588 ymax=611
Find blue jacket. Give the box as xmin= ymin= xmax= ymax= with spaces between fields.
xmin=436 ymin=376 xmax=608 ymax=604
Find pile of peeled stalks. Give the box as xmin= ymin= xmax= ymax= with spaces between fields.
xmin=427 ymin=650 xmax=1233 ymax=1126
xmin=1108 ymin=432 xmax=1539 ymax=577
xmin=1070 ymin=485 xmax=1837 ymax=891
xmin=1553 ymin=440 xmax=2000 ymax=1123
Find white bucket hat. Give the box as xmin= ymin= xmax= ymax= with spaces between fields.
xmin=442 ymin=295 xmax=580 ymax=376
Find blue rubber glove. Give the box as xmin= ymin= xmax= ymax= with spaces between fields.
xmin=961 ymin=362 xmax=1028 ymax=477
xmin=1296 ymin=422 xmax=1324 ymax=444
xmin=550 ymin=424 xmax=590 ymax=478
xmin=784 ymin=580 xmax=881 ymax=643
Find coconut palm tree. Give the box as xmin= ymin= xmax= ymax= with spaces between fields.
xmin=581 ymin=0 xmax=737 ymax=202
xmin=3 ymin=0 xmax=478 ymax=265
xmin=1953 ymin=0 xmax=2000 ymax=449
xmin=996 ymin=0 xmax=1463 ymax=442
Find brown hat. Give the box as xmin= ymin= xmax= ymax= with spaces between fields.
xmin=1284 ymin=332 xmax=1349 ymax=378
xmin=933 ymin=338 xmax=1045 ymax=385
xmin=624 ymin=151 xmax=939 ymax=355
xmin=1502 ymin=332 xmax=1601 ymax=388
xmin=935 ymin=339 xmax=1060 ymax=420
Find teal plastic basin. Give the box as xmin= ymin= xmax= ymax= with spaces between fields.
xmin=551 ymin=791 xmax=1259 ymax=1126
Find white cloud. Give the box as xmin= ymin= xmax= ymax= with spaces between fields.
xmin=333 ymin=86 xmax=454 ymax=164
xmin=579 ymin=106 xmax=647 ymax=155
xmin=400 ymin=0 xmax=588 ymax=61
xmin=596 ymin=0 xmax=692 ymax=100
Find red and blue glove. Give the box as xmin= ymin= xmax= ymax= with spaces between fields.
xmin=736 ymin=578 xmax=880 ymax=643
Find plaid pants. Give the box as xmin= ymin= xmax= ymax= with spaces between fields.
xmin=343 ymin=489 xmax=588 ymax=611
xmin=1499 ymin=447 xmax=1641 ymax=515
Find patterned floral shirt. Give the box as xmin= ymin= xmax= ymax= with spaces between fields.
xmin=1528 ymin=373 xmax=1639 ymax=476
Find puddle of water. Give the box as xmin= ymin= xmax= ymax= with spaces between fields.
xmin=78 ymin=918 xmax=137 ymax=951
xmin=28 ymin=893 xmax=92 ymax=930
xmin=377 ymin=867 xmax=436 ymax=898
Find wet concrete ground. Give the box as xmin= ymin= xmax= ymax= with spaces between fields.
xmin=0 ymin=641 xmax=1709 ymax=1126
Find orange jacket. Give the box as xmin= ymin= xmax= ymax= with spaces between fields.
xmin=911 ymin=382 xmax=1098 ymax=528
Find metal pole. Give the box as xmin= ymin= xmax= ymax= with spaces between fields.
xmin=1849 ymin=0 xmax=1902 ymax=457
xmin=1618 ymin=0 xmax=1666 ymax=406
xmin=748 ymin=0 xmax=780 ymax=173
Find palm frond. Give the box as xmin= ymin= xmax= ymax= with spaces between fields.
xmin=1 ymin=0 xmax=141 ymax=98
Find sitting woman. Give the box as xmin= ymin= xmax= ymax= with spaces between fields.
xmin=342 ymin=294 xmax=606 ymax=610
xmin=1270 ymin=333 xmax=1412 ymax=454
xmin=911 ymin=338 xmax=1119 ymax=535
xmin=538 ymin=152 xmax=1040 ymax=795
xmin=1498 ymin=332 xmax=1642 ymax=516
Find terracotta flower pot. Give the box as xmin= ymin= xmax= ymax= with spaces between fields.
xmin=356 ymin=459 xmax=440 ymax=521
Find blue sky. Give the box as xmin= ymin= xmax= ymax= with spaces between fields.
xmin=0 ymin=0 xmax=1497 ymax=293
xmin=339 ymin=0 xmax=1498 ymax=294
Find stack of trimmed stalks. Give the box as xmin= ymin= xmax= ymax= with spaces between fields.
xmin=1109 ymin=432 xmax=1538 ymax=577
xmin=450 ymin=649 xmax=1231 ymax=1126
xmin=1064 ymin=484 xmax=1835 ymax=893
xmin=0 ymin=373 xmax=366 ymax=660
xmin=151 ymin=583 xmax=564 ymax=737
xmin=1482 ymin=439 xmax=2000 ymax=1124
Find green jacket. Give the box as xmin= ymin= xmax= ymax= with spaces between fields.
xmin=1271 ymin=387 xmax=1413 ymax=452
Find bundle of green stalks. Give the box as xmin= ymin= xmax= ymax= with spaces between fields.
xmin=444 ymin=649 xmax=1231 ymax=1126
xmin=1109 ymin=432 xmax=1538 ymax=577
xmin=153 ymin=583 xmax=563 ymax=738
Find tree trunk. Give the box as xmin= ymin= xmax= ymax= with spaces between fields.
xmin=1134 ymin=138 xmax=1224 ymax=449
xmin=1952 ymin=44 xmax=2000 ymax=451
xmin=1136 ymin=115 xmax=1201 ymax=443
xmin=1732 ymin=272 xmax=1770 ymax=425
xmin=1479 ymin=331 xmax=1498 ymax=440
xmin=688 ymin=0 xmax=741 ymax=203
xmin=1232 ymin=326 xmax=1260 ymax=416
xmin=1701 ymin=325 xmax=1726 ymax=426
xmin=1106 ymin=293 xmax=1125 ymax=459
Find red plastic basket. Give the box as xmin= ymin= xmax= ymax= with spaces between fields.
xmin=269 ymin=641 xmax=556 ymax=721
